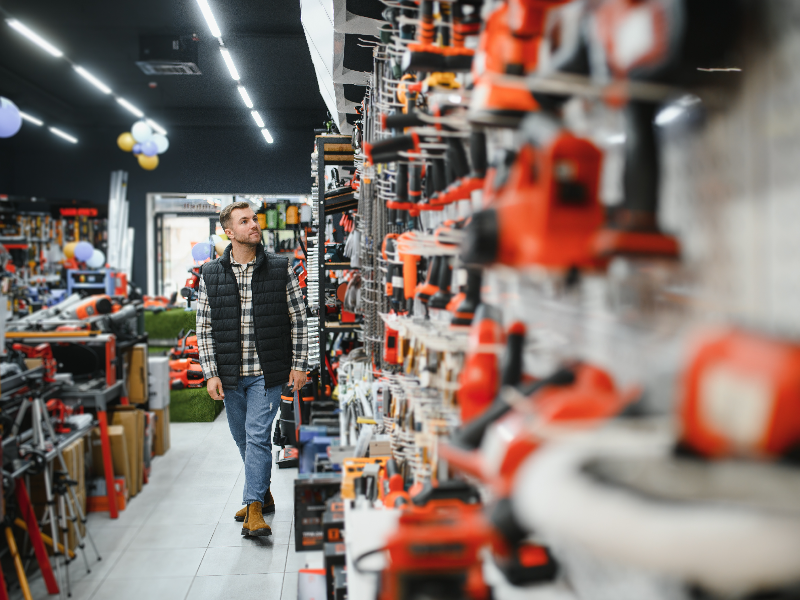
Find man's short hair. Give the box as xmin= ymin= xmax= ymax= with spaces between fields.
xmin=219 ymin=201 xmax=252 ymax=231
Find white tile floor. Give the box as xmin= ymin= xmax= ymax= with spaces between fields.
xmin=12 ymin=410 xmax=322 ymax=600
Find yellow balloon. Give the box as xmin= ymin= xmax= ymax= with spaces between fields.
xmin=63 ymin=241 xmax=78 ymax=259
xmin=138 ymin=154 xmax=159 ymax=171
xmin=117 ymin=132 xmax=135 ymax=152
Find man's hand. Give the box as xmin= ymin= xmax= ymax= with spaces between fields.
xmin=207 ymin=377 xmax=225 ymax=401
xmin=288 ymin=370 xmax=307 ymax=391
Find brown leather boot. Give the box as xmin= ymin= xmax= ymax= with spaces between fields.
xmin=241 ymin=501 xmax=272 ymax=537
xmin=235 ymin=488 xmax=275 ymax=521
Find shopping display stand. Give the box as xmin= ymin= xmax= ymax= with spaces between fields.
xmin=314 ymin=136 xmax=361 ymax=396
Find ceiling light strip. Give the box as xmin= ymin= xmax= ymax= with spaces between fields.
xmin=49 ymin=127 xmax=78 ymax=143
xmin=194 ymin=0 xmax=273 ymax=145
xmin=116 ymin=97 xmax=144 ymax=118
xmin=6 ymin=14 xmax=168 ymax=137
xmin=19 ymin=111 xmax=44 ymax=126
xmin=195 ymin=0 xmax=222 ymax=38
xmin=73 ymin=65 xmax=112 ymax=94
xmin=220 ymin=48 xmax=240 ymax=81
xmin=237 ymin=86 xmax=253 ymax=109
xmin=6 ymin=19 xmax=63 ymax=57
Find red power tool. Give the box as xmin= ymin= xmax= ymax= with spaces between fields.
xmin=12 ymin=343 xmax=57 ymax=382
xmin=169 ymin=358 xmax=205 ymax=390
xmin=170 ymin=330 xmax=199 ymax=360
xmin=461 ymin=115 xmax=605 ymax=270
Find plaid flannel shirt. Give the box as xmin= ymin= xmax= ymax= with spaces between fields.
xmin=196 ymin=256 xmax=308 ymax=380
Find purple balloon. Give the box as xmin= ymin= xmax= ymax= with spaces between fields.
xmin=132 ymin=143 xmax=142 ymax=155
xmin=74 ymin=241 xmax=94 ymax=262
xmin=142 ymin=140 xmax=158 ymax=157
xmin=0 ymin=97 xmax=22 ymax=138
xmin=191 ymin=242 xmax=211 ymax=261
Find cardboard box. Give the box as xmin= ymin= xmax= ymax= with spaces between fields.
xmin=91 ymin=425 xmax=131 ymax=494
xmin=125 ymin=343 xmax=149 ymax=404
xmin=112 ymin=407 xmax=144 ymax=496
xmin=148 ymin=356 xmax=170 ymax=409
xmin=153 ymin=408 xmax=171 ymax=455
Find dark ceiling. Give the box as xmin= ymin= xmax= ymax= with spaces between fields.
xmin=0 ymin=0 xmax=329 ymax=287
xmin=0 ymin=0 xmax=327 ymax=142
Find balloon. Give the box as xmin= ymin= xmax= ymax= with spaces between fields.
xmin=191 ymin=242 xmax=211 ymax=261
xmin=141 ymin=140 xmax=158 ymax=157
xmin=74 ymin=241 xmax=94 ymax=262
xmin=138 ymin=154 xmax=159 ymax=170
xmin=131 ymin=120 xmax=153 ymax=143
xmin=86 ymin=249 xmax=106 ymax=269
xmin=132 ymin=143 xmax=142 ymax=155
xmin=0 ymin=97 xmax=22 ymax=138
xmin=152 ymin=133 xmax=169 ymax=154
xmin=117 ymin=132 xmax=135 ymax=152
xmin=63 ymin=241 xmax=78 ymax=259
xmin=211 ymin=235 xmax=228 ymax=257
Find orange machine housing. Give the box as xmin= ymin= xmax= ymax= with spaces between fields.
xmin=462 ymin=133 xmax=605 ymax=269
xmin=457 ymin=311 xmax=505 ymax=422
xmin=680 ymin=329 xmax=800 ymax=459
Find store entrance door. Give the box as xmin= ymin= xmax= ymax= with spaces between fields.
xmin=155 ymin=214 xmax=216 ymax=300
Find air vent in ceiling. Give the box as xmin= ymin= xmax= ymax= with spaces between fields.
xmin=136 ymin=34 xmax=201 ymax=75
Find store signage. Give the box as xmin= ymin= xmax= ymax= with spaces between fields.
xmin=60 ymin=207 xmax=99 ymax=217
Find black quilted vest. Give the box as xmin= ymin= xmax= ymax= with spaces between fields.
xmin=201 ymin=243 xmax=291 ymax=390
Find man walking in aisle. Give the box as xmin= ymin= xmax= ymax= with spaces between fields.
xmin=196 ymin=200 xmax=307 ymax=537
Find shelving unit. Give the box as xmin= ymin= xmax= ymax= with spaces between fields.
xmin=314 ymin=135 xmax=361 ymax=391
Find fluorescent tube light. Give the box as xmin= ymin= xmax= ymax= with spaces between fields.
xmin=19 ymin=111 xmax=43 ymax=126
xmin=196 ymin=0 xmax=221 ymax=38
xmin=6 ymin=19 xmax=63 ymax=57
xmin=220 ymin=48 xmax=240 ymax=81
xmin=49 ymin=127 xmax=77 ymax=143
xmin=116 ymin=97 xmax=144 ymax=118
xmin=237 ymin=86 xmax=253 ymax=108
xmin=251 ymin=111 xmax=264 ymax=128
xmin=146 ymin=118 xmax=167 ymax=135
xmin=74 ymin=66 xmax=112 ymax=94
xmin=261 ymin=128 xmax=273 ymax=144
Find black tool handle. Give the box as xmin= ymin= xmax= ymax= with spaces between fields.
xmin=501 ymin=326 xmax=525 ymax=387
xmin=470 ymin=130 xmax=487 ymax=178
xmin=367 ymin=135 xmax=417 ymax=164
xmin=396 ymin=163 xmax=409 ymax=203
xmin=384 ymin=112 xmax=427 ymax=130
xmin=447 ymin=137 xmax=471 ymax=180
xmin=409 ymin=164 xmax=422 ymax=203
xmin=621 ymin=101 xmax=659 ymax=229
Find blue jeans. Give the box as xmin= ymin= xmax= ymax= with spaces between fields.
xmin=224 ymin=376 xmax=281 ymax=505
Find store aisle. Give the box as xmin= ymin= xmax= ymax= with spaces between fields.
xmin=15 ymin=411 xmax=320 ymax=600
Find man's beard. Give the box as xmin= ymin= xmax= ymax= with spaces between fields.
xmin=233 ymin=230 xmax=260 ymax=247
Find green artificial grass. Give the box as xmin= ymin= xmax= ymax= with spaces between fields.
xmin=169 ymin=388 xmax=224 ymax=422
xmin=144 ymin=309 xmax=197 ymax=341
xmin=145 ymin=310 xmax=219 ymax=422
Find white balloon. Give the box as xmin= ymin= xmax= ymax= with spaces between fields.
xmin=86 ymin=249 xmax=106 ymax=269
xmin=0 ymin=97 xmax=22 ymax=138
xmin=152 ymin=133 xmax=169 ymax=154
xmin=131 ymin=120 xmax=153 ymax=143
